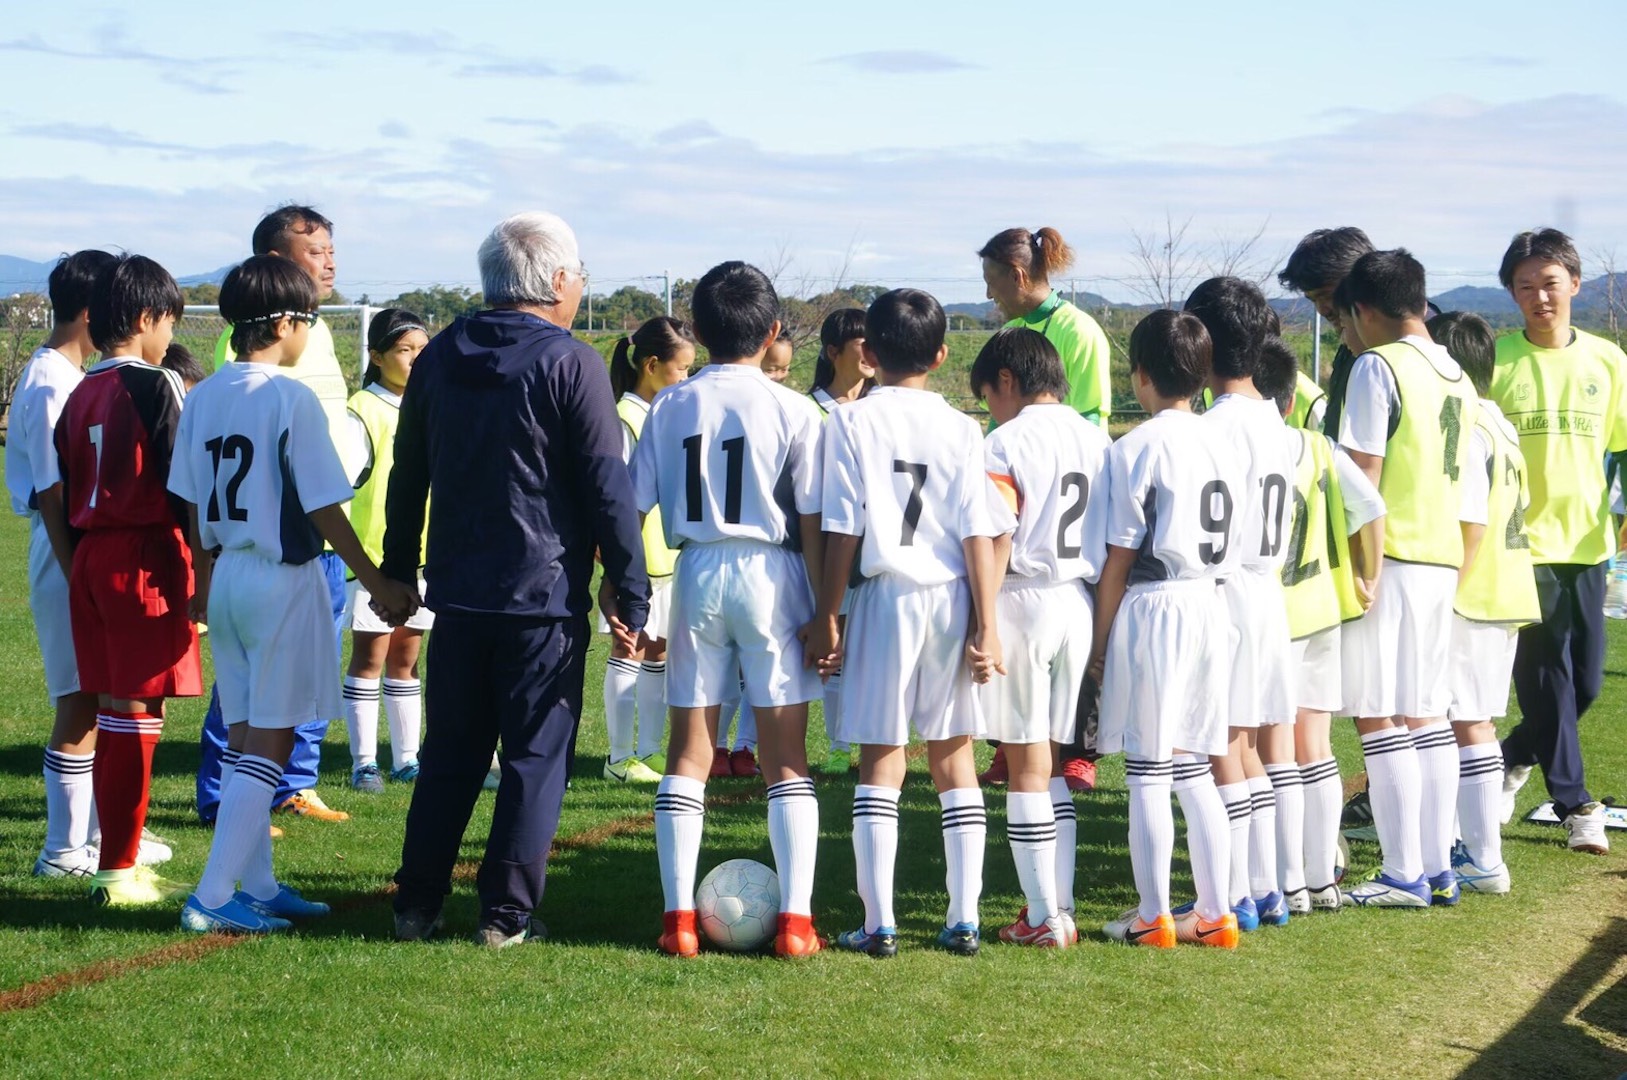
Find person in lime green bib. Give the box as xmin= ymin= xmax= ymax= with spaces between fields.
xmin=1488 ymin=228 xmax=1627 ymax=855
xmin=341 ymin=309 xmax=433 ymax=794
xmin=978 ymin=227 xmax=1113 ymax=430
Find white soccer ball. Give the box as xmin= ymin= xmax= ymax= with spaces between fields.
xmin=695 ymin=859 xmax=780 ymax=952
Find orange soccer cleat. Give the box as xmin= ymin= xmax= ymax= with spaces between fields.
xmin=659 ymin=909 xmax=700 ymax=958
xmin=774 ymin=912 xmax=825 ymax=958
xmin=1174 ymin=908 xmax=1240 ymax=949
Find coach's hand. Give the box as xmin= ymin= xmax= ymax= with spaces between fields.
xmin=599 ymin=579 xmax=641 ymax=654
xmin=369 ymin=577 xmax=421 ymax=627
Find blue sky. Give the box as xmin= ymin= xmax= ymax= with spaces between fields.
xmin=2 ymin=0 xmax=1625 ymax=302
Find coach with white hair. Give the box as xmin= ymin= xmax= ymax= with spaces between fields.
xmin=384 ymin=211 xmax=650 ymax=947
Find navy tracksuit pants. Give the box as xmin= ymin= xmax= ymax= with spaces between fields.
xmin=1504 ymin=562 xmax=1604 ymax=819
xmin=393 ymin=613 xmax=587 ymax=935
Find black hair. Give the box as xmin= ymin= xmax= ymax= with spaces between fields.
xmin=864 ymin=288 xmax=946 ymax=376
xmin=978 ymin=227 xmax=1075 ymax=284
xmin=609 ymin=315 xmax=697 ymax=398
xmin=363 ymin=307 xmax=430 ymax=388
xmin=251 ymin=204 xmax=334 ymax=256
xmin=1498 ymin=227 xmax=1582 ymax=290
xmin=47 ymin=249 xmax=117 ymax=325
xmin=812 ymin=308 xmax=868 ymax=391
xmin=969 ymin=327 xmax=1069 ymax=401
xmin=161 ymin=342 xmax=207 ymax=387
xmin=690 ymin=261 xmax=779 ymax=361
xmin=1183 ymin=276 xmax=1273 ymax=381
xmin=88 ymin=254 xmax=184 ymax=354
xmin=1278 ymin=226 xmax=1375 ymax=294
xmin=1427 ymin=311 xmax=1497 ymax=396
xmin=1332 ymin=248 xmax=1429 ymax=321
xmin=219 ymin=255 xmax=320 ymax=356
xmin=1254 ymin=338 xmax=1300 ymax=417
xmin=1129 ymin=309 xmax=1210 ymax=401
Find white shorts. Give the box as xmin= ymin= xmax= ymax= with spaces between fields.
xmin=980 ymin=578 xmax=1092 ymax=744
xmin=347 ymin=578 xmax=434 ymax=633
xmin=1292 ymin=625 xmax=1343 ymax=713
xmin=1219 ymin=570 xmax=1296 ymax=728
xmin=1340 ymin=561 xmax=1455 ymax=719
xmin=1447 ymin=616 xmax=1519 ymax=722
xmin=600 ymin=575 xmax=674 ymax=641
xmin=840 ymin=574 xmax=984 ymax=746
xmin=665 ymin=539 xmax=819 ymax=709
xmin=1099 ymin=579 xmax=1232 ymax=761
xmin=209 ymin=551 xmax=344 ymax=729
xmin=27 ymin=515 xmax=79 ymax=702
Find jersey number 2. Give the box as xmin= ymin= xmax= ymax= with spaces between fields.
xmin=1056 ymin=472 xmax=1089 ymax=558
xmin=204 ymin=435 xmax=254 ymax=523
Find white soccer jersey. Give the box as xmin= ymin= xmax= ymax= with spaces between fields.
xmin=6 ymin=347 xmax=83 ymax=515
xmin=822 ymin=386 xmax=1015 ymax=585
xmin=168 ymin=363 xmax=354 ymax=565
xmin=984 ymin=402 xmax=1112 ymax=583
xmin=630 ymin=364 xmax=822 ymax=548
xmin=1204 ymin=393 xmax=1295 ymax=574
xmin=1103 ymin=409 xmax=1244 ymax=582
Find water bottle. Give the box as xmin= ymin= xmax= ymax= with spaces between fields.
xmin=1605 ymin=553 xmax=1627 ymax=620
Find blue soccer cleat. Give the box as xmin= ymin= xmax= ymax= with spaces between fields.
xmin=238 ymin=883 xmax=330 ymax=919
xmin=1254 ymin=891 xmax=1291 ymax=926
xmin=391 ymin=762 xmax=421 ymax=783
xmin=935 ymin=922 xmax=980 ymax=957
xmin=181 ymin=894 xmax=291 ymax=935
xmin=1175 ymin=896 xmax=1260 ymax=932
xmin=1450 ymin=840 xmax=1511 ymax=894
xmin=1426 ymin=870 xmax=1461 ymax=907
xmin=834 ymin=925 xmax=898 ymax=958
xmin=1341 ymin=870 xmax=1431 ymax=908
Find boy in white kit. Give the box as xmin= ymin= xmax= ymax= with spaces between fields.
xmin=1334 ymin=250 xmax=1478 ymax=909
xmin=630 ymin=262 xmax=827 ymax=959
xmin=1092 ymin=309 xmax=1242 ymax=950
xmin=1184 ymin=278 xmax=1299 ymax=931
xmin=169 ymin=256 xmax=418 ymax=933
xmin=969 ymin=328 xmax=1110 ymax=948
xmin=806 ymin=288 xmax=1012 ymax=958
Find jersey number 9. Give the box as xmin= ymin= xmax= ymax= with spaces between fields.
xmin=1198 ymin=479 xmax=1233 ymax=566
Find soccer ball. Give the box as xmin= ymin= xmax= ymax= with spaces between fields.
xmin=696 ymin=859 xmax=779 ymax=952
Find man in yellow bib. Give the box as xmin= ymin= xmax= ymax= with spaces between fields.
xmin=1489 ymin=228 xmax=1627 ymax=855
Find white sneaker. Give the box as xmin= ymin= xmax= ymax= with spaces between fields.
xmin=1285 ymin=887 xmax=1311 ymax=915
xmin=1500 ymin=765 xmax=1532 ymax=825
xmin=137 ymin=827 xmax=173 ymax=867
xmin=34 ymin=845 xmax=99 ymax=878
xmin=1307 ymin=884 xmax=1342 ymax=911
xmin=1564 ymin=802 xmax=1610 ymax=855
xmin=1340 ymin=871 xmax=1431 ymax=908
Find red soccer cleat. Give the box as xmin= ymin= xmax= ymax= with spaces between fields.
xmin=659 ymin=909 xmax=700 ymax=957
xmin=1063 ymin=757 xmax=1096 ymax=792
xmin=709 ymin=748 xmax=733 ymax=779
xmin=977 ymin=746 xmax=1009 ymax=786
xmin=774 ymin=912 xmax=825 ymax=957
xmin=729 ymin=748 xmax=760 ymax=777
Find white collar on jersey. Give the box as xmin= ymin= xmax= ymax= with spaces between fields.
xmin=366 ymin=383 xmax=404 ymax=407
xmin=618 ymin=391 xmax=650 ymax=414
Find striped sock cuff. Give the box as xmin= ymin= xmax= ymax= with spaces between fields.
xmin=221 ymin=748 xmax=243 ymax=768
xmin=382 ymin=678 xmax=419 ymax=697
xmin=1250 ymin=787 xmax=1278 ymax=814
xmin=97 ymin=712 xmax=163 ymax=736
xmin=234 ymin=754 xmax=284 ymax=790
xmin=639 ymin=661 xmax=666 ymax=675
xmin=1360 ymin=729 xmax=1415 ymax=759
xmin=1458 ymin=744 xmax=1503 ymax=780
xmin=1171 ymin=754 xmax=1212 ymax=788
xmin=766 ymin=777 xmax=816 ymax=802
xmin=44 ymin=748 xmax=94 ymax=776
xmin=1008 ymin=820 xmax=1058 ymax=845
xmin=1300 ymin=758 xmax=1340 ymax=786
xmin=939 ymin=789 xmax=986 ymax=832
xmin=1125 ymin=758 xmax=1175 ymax=780
xmin=655 ymin=775 xmax=706 ymax=816
xmin=1411 ymin=723 xmax=1457 ymax=753
xmin=607 ymin=657 xmax=641 ymax=676
xmin=853 ymin=785 xmax=901 ymax=822
xmin=1265 ymin=763 xmax=1304 ymax=789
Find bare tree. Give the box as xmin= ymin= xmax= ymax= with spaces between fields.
xmin=1206 ymin=218 xmax=1281 ymax=289
xmin=1593 ymin=245 xmax=1626 ymax=348
xmin=1127 ymin=214 xmax=1280 ymax=309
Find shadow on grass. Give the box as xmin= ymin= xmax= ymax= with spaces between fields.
xmin=1451 ymin=915 xmax=1627 ymax=1079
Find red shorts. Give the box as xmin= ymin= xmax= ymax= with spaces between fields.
xmin=69 ymin=526 xmax=202 ymax=700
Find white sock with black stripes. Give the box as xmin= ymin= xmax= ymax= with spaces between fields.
xmin=1299 ymin=757 xmax=1343 ymax=890
xmin=603 ymin=658 xmax=639 ymax=764
xmin=939 ymin=787 xmax=986 ymax=929
xmin=1413 ymin=721 xmax=1460 ymax=879
xmin=1006 ymin=790 xmax=1058 ymax=926
xmin=766 ymin=777 xmax=819 ymax=916
xmin=1457 ymin=742 xmax=1504 ymax=871
xmin=1247 ymin=775 xmax=1278 ymax=899
xmin=635 ymin=661 xmax=667 ymax=761
xmin=43 ymin=749 xmax=95 ymax=858
xmin=1126 ymin=759 xmax=1175 ymax=922
xmin=1361 ymin=727 xmax=1423 ymax=883
xmin=1217 ymin=781 xmax=1252 ymax=906
xmin=1267 ymin=763 xmax=1306 ymax=898
xmin=654 ymin=775 xmax=705 ymax=912
xmin=195 ymin=754 xmax=282 ymax=909
xmin=853 ymin=785 xmax=900 ymax=932
xmin=1049 ymin=776 xmax=1077 ymax=915
xmin=1173 ymin=755 xmax=1232 ymax=922
xmin=382 ymin=678 xmax=422 ymax=770
xmin=342 ymin=676 xmax=380 ymax=770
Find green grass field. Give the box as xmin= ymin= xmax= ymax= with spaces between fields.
xmin=0 ymin=462 xmax=1623 ymax=1078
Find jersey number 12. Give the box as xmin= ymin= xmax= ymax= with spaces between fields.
xmin=204 ymin=435 xmax=254 ymax=523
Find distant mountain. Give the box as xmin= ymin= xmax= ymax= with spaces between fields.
xmin=0 ymin=255 xmax=54 ymax=295
xmin=176 ymin=265 xmax=233 ymax=287
xmin=945 ymin=291 xmax=1116 ymax=323
xmin=1430 ymin=284 xmax=1519 ymax=314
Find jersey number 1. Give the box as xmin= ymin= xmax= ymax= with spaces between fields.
xmin=204 ymin=435 xmax=254 ymax=523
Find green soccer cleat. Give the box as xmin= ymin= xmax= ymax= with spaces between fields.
xmin=815 ymin=749 xmax=852 ymax=775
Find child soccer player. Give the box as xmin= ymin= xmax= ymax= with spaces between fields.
xmin=11 ymin=250 xmax=117 ymax=878
xmin=50 ymin=254 xmax=201 ymax=906
xmin=1254 ymin=340 xmax=1385 ymax=910
xmin=808 ymin=307 xmax=872 ymax=776
xmin=1092 ymin=309 xmax=1241 ymax=949
xmin=1334 ymin=249 xmax=1478 ymax=908
xmin=162 ymin=343 xmax=208 ymax=390
xmin=602 ymin=315 xmax=696 ymax=783
xmin=631 ymin=262 xmax=826 ymax=958
xmin=1430 ymin=311 xmax=1539 ymax=891
xmin=761 ymin=325 xmax=794 ymax=383
xmin=1185 ymin=278 xmax=1298 ymax=930
xmin=342 ymin=309 xmax=435 ymax=792
xmin=970 ymin=327 xmax=1110 ymax=948
xmin=171 ymin=256 xmax=418 ymax=933
xmin=808 ymin=288 xmax=1013 ymax=958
